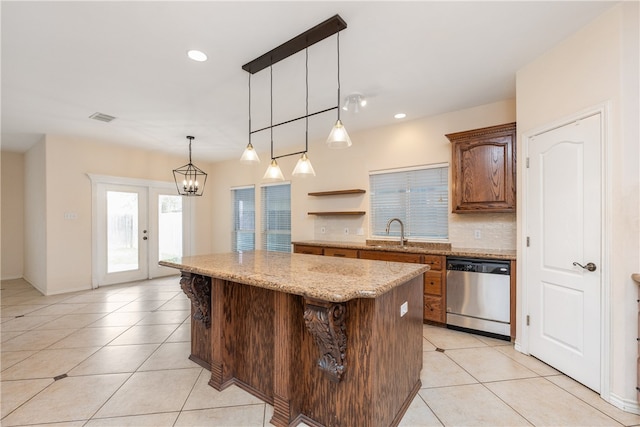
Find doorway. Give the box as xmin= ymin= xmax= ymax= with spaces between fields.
xmin=90 ymin=175 xmax=189 ymax=287
xmin=523 ymin=109 xmax=608 ymax=393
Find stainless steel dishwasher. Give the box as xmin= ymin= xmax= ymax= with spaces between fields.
xmin=446 ymin=257 xmax=511 ymax=340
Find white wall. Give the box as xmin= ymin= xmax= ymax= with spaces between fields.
xmin=516 ymin=2 xmax=639 ymax=411
xmin=23 ymin=138 xmax=47 ymax=293
xmin=1 ymin=151 xmax=25 ymax=280
xmin=210 ymin=99 xmax=516 ymax=253
xmin=21 ymin=135 xmax=213 ymax=295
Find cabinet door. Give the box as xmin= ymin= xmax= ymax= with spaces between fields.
xmin=359 ymin=250 xmax=422 ymax=263
xmin=293 ymin=245 xmax=324 ymax=255
xmin=424 ymin=295 xmax=444 ymax=323
xmin=447 ymin=122 xmax=516 ymax=213
xmin=424 ymin=271 xmax=442 ymax=296
xmin=324 ymin=247 xmax=359 ymax=258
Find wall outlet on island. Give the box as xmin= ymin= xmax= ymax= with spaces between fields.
xmin=400 ymin=301 xmax=408 ymax=317
xmin=343 ymin=227 xmax=349 ymax=235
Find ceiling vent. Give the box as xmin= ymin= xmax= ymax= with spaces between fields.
xmin=89 ymin=112 xmax=116 ymax=123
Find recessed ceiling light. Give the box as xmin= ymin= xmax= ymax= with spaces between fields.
xmin=394 ymin=113 xmax=407 ymax=119
xmin=187 ymin=50 xmax=208 ymax=62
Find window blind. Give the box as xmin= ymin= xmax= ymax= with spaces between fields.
xmin=261 ymin=183 xmax=291 ymax=253
xmin=370 ymin=165 xmax=448 ymax=239
xmin=231 ymin=186 xmax=255 ymax=252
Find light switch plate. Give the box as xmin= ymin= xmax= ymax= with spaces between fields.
xmin=400 ymin=301 xmax=408 ymax=317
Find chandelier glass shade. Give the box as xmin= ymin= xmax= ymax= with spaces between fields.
xmin=326 ymin=31 xmax=352 ymax=149
xmin=173 ymin=136 xmax=207 ymax=196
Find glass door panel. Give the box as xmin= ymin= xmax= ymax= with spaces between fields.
xmin=107 ymin=191 xmax=140 ymax=273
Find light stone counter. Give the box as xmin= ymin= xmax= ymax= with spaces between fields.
xmin=292 ymin=240 xmax=517 ymax=260
xmin=159 ymin=250 xmax=429 ymax=303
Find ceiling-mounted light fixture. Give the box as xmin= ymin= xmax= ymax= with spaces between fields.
xmin=342 ymin=93 xmax=367 ymax=113
xmin=262 ymin=66 xmax=285 ymax=182
xmin=326 ymin=31 xmax=352 ymax=149
xmin=187 ymin=50 xmax=208 ymax=62
xmin=240 ymin=14 xmax=348 ymax=177
xmin=240 ymin=74 xmax=260 ymax=165
xmin=173 ymin=136 xmax=207 ymax=196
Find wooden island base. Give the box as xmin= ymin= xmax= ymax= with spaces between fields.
xmin=179 ymin=271 xmax=424 ymax=427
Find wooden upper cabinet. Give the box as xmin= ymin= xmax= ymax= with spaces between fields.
xmin=446 ymin=122 xmax=516 ymax=213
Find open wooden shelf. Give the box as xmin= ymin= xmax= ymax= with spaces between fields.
xmin=308 ymin=189 xmax=366 ymax=197
xmin=307 ymin=211 xmax=366 ymax=216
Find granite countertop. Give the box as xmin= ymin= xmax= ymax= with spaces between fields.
xmin=159 ymin=251 xmax=429 ymax=303
xmin=292 ymin=240 xmax=517 ymax=260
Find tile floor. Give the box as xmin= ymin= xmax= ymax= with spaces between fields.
xmin=2 ymin=277 xmax=639 ymax=427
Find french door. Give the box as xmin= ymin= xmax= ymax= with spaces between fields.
xmin=92 ymin=176 xmax=187 ymax=287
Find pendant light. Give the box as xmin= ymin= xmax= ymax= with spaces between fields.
xmin=326 ymin=31 xmax=352 ymax=149
xmin=292 ymin=48 xmax=316 ymax=178
xmin=173 ymin=136 xmax=207 ymax=196
xmin=263 ymin=66 xmax=285 ymax=182
xmin=240 ymin=74 xmax=260 ymax=165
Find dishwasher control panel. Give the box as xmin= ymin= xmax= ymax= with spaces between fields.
xmin=446 ymin=257 xmax=510 ymax=275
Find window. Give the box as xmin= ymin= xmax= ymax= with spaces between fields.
xmin=231 ymin=186 xmax=255 ymax=252
xmin=370 ymin=164 xmax=448 ymax=240
xmin=261 ymin=183 xmax=291 ymax=252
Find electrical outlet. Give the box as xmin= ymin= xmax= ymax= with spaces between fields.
xmin=320 ymin=226 xmax=326 ymax=234
xmin=474 ymin=229 xmax=481 ymax=239
xmin=343 ymin=227 xmax=349 ymax=235
xmin=400 ymin=301 xmax=408 ymax=317
xmin=64 ymin=212 xmax=78 ymax=220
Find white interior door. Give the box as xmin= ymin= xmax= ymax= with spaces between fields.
xmin=97 ymin=184 xmax=149 ymax=286
xmin=525 ymin=113 xmax=602 ymax=392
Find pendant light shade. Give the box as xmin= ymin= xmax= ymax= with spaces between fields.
xmin=173 ymin=136 xmax=207 ymax=196
xmin=326 ymin=119 xmax=352 ymax=149
xmin=263 ymin=159 xmax=285 ymax=181
xmin=240 ymin=142 xmax=260 ymax=164
xmin=326 ymin=31 xmax=351 ymax=149
xmin=292 ymin=152 xmax=316 ymax=177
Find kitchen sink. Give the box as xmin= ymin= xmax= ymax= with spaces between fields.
xmin=365 ymin=239 xmax=452 ymax=251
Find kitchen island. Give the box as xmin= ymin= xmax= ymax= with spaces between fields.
xmin=160 ymin=251 xmax=429 ymax=427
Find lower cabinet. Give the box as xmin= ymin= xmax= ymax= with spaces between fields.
xmin=298 ymin=244 xmax=446 ymax=324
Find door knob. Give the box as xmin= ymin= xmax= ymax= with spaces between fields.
xmin=573 ymin=262 xmax=597 ymax=272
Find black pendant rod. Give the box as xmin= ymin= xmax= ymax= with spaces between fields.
xmin=242 ymin=15 xmax=347 ymax=74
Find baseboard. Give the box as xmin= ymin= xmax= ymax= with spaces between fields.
xmin=608 ymin=392 xmax=640 ymax=415
xmin=1 ymin=275 xmax=24 ymax=281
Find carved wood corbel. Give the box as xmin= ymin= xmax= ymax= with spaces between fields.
xmin=303 ymin=299 xmax=347 ymax=382
xmin=180 ymin=273 xmax=211 ymax=328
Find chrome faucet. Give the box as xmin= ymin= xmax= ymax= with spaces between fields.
xmin=385 ymin=218 xmax=406 ymax=247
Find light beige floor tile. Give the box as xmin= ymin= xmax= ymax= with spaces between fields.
xmin=1 ymin=328 xmax=78 ymax=351
xmin=138 ymin=341 xmax=199 ymax=371
xmin=419 ymin=384 xmax=532 ymax=426
xmin=47 ymin=326 xmax=128 ymax=349
xmin=264 ymin=404 xmax=274 ymax=427
xmin=89 ymin=311 xmax=149 ymax=327
xmin=85 ymin=412 xmax=179 ymax=426
xmin=108 ymin=324 xmax=179 ymax=345
xmin=0 ymin=315 xmax=61 ymax=331
xmin=21 ymin=421 xmax=86 ymax=427
xmin=95 ymin=368 xmax=201 ymax=418
xmin=474 ymin=334 xmax=512 ymax=347
xmin=157 ymin=298 xmax=191 ymax=311
xmin=116 ymin=299 xmax=168 ymax=312
xmin=34 ymin=312 xmax=107 ymax=330
xmin=1 ymin=350 xmax=37 ymax=371
xmin=423 ymin=326 xmax=488 ymax=350
xmin=28 ymin=303 xmax=89 ymax=316
xmin=547 ymin=375 xmax=640 ymax=426
xmin=420 ymin=350 xmax=477 ymax=388
xmin=175 ymin=405 xmax=266 ymax=426
xmin=486 ymin=377 xmax=623 ymax=426
xmin=134 ymin=291 xmax=181 ymax=301
xmin=71 ymin=301 xmax=129 ymax=314
xmin=183 ymin=370 xmax=264 ymax=410
xmin=2 ymin=346 xmax=100 ymax=380
xmin=135 ymin=310 xmax=189 ymax=325
xmin=494 ymin=345 xmax=560 ymax=376
xmin=1 ymin=373 xmax=129 ymax=426
xmin=1 ymin=378 xmax=54 ymax=418
xmin=445 ymin=346 xmax=538 ymax=382
xmin=0 ymin=330 xmax=25 ymax=343
xmin=166 ymin=322 xmax=191 ymax=342
xmin=398 ymin=394 xmax=443 ymax=426
xmin=1 ymin=304 xmax=48 ymax=318
xmin=422 ymin=337 xmax=437 ymax=351
xmin=68 ymin=343 xmax=159 ymax=375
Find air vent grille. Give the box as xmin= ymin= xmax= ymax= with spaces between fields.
xmin=89 ymin=112 xmax=116 ymax=123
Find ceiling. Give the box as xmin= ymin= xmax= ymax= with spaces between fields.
xmin=1 ymin=1 xmax=615 ymax=162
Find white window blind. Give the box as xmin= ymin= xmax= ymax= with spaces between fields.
xmin=231 ymin=186 xmax=255 ymax=252
xmin=370 ymin=165 xmax=448 ymax=239
xmin=261 ymin=183 xmax=291 ymax=253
